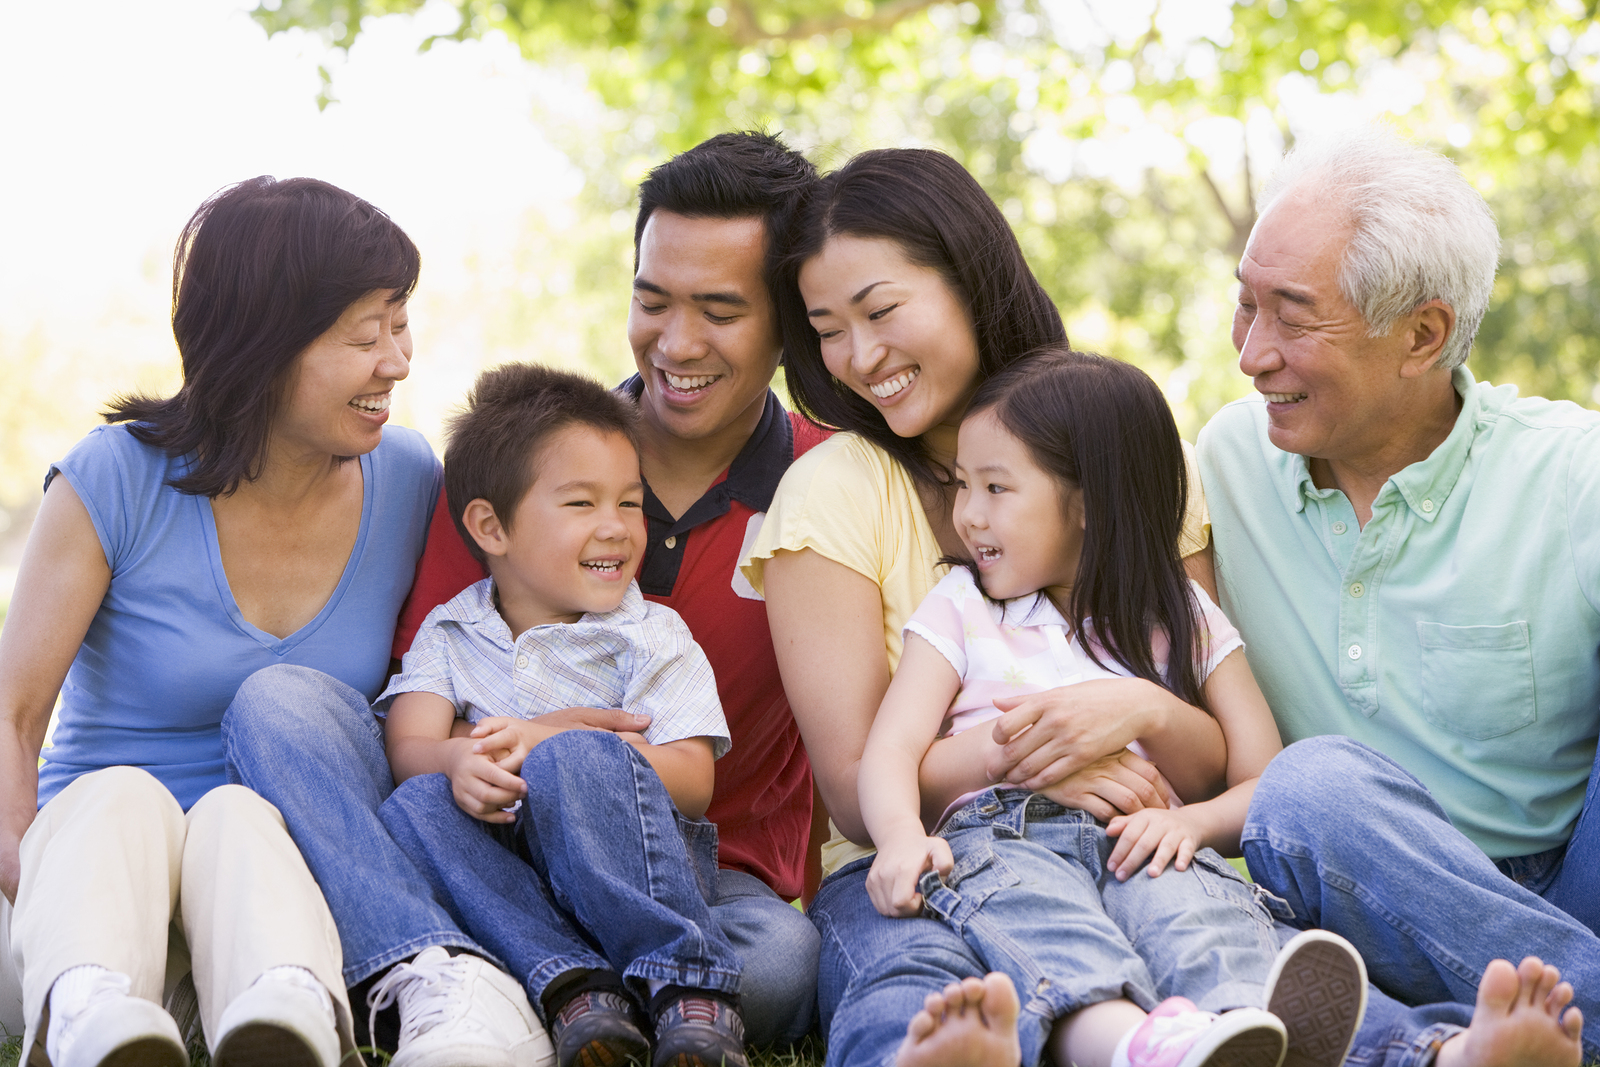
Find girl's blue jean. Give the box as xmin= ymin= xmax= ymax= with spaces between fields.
xmin=935 ymin=789 xmax=1283 ymax=1065
xmin=814 ymin=788 xmax=1286 ymax=1067
xmin=221 ymin=664 xmax=818 ymax=1045
xmin=1242 ymin=735 xmax=1600 ymax=1066
xmin=377 ymin=730 xmax=741 ymax=1016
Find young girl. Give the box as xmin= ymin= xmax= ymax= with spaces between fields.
xmin=858 ymin=348 xmax=1367 ymax=1067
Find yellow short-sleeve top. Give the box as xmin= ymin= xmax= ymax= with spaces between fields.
xmin=740 ymin=431 xmax=1211 ymax=874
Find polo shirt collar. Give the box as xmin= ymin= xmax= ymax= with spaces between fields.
xmin=619 ymin=376 xmax=794 ymax=534
xmin=1285 ymin=365 xmax=1479 ymax=523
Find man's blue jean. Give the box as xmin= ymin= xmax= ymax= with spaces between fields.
xmin=377 ymin=731 xmax=741 ymax=1014
xmin=1243 ymin=736 xmax=1600 ymax=1066
xmin=221 ymin=664 xmax=818 ymax=1046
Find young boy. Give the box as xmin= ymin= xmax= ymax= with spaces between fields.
xmin=373 ymin=363 xmax=746 ymax=1067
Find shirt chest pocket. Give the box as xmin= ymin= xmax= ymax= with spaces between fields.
xmin=1416 ymin=621 xmax=1536 ymax=740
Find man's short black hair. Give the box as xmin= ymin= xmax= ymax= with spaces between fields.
xmin=633 ymin=130 xmax=817 ymax=297
xmin=444 ymin=363 xmax=639 ymax=563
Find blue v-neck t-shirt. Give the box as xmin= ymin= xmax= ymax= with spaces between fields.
xmin=38 ymin=422 xmax=440 ymax=810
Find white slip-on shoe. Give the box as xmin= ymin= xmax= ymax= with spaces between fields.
xmin=213 ymin=966 xmax=343 ymax=1067
xmin=367 ymin=947 xmax=553 ymax=1067
xmin=1264 ymin=930 xmax=1369 ymax=1067
xmin=45 ymin=965 xmax=188 ymax=1067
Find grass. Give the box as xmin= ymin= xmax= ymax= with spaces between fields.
xmin=0 ymin=1029 xmax=826 ymax=1067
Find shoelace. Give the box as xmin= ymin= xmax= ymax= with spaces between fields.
xmin=366 ymin=952 xmax=473 ymax=1047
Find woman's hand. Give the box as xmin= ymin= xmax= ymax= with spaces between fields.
xmin=865 ymin=827 xmax=953 ymax=918
xmin=986 ymin=678 xmax=1163 ymax=789
xmin=445 ymin=744 xmax=527 ymax=824
xmin=1031 ymin=750 xmax=1173 ymax=823
xmin=1104 ymin=806 xmax=1203 ymax=881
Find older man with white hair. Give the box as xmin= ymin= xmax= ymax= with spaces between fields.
xmin=1200 ymin=126 xmax=1599 ymax=1067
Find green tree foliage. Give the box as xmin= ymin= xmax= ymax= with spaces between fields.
xmin=255 ymin=0 xmax=1600 ymax=425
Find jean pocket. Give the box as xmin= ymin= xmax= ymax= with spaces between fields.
xmin=1189 ymin=849 xmax=1278 ymax=926
xmin=919 ymin=841 xmax=1020 ymax=928
xmin=1417 ymin=620 xmax=1537 ymax=740
xmin=674 ymin=812 xmax=721 ymax=905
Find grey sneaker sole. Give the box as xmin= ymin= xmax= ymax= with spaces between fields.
xmin=213 ymin=1023 xmax=328 ymax=1067
xmin=1265 ymin=930 xmax=1369 ymax=1067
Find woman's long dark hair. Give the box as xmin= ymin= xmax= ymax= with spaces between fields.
xmin=106 ymin=176 xmax=420 ymax=497
xmin=962 ymin=347 xmax=1204 ymax=707
xmin=776 ymin=149 xmax=1066 ymax=485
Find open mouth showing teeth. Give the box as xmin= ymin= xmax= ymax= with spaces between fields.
xmin=870 ymin=368 xmax=919 ymax=399
xmin=1263 ymin=392 xmax=1308 ymax=403
xmin=581 ymin=560 xmax=623 ymax=573
xmin=976 ymin=547 xmax=1001 ymax=561
xmin=665 ymin=372 xmax=718 ymax=392
xmin=350 ymin=395 xmax=390 ymax=414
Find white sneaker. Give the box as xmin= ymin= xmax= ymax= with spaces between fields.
xmin=366 ymin=947 xmax=553 ymax=1067
xmin=1264 ymin=930 xmax=1369 ymax=1067
xmin=45 ymin=965 xmax=187 ymax=1067
xmin=214 ymin=966 xmax=342 ymax=1067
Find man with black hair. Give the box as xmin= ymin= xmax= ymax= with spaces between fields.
xmin=395 ymin=130 xmax=826 ymax=1050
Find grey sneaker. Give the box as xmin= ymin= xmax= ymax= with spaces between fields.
xmin=652 ymin=994 xmax=748 ymax=1067
xmin=1264 ymin=930 xmax=1368 ymax=1067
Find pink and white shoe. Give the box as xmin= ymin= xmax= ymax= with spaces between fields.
xmin=1114 ymin=996 xmax=1286 ymax=1067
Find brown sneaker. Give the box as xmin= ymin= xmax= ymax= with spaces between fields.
xmin=651 ymin=994 xmax=747 ymax=1067
xmin=551 ymin=989 xmax=649 ymax=1067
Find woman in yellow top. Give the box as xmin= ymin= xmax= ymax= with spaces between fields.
xmin=742 ymin=149 xmax=1221 ymax=1067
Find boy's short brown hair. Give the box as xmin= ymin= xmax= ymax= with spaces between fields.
xmin=444 ymin=363 xmax=640 ymax=563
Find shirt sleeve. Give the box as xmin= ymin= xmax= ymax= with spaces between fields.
xmin=392 ymin=483 xmax=488 ymax=661
xmin=1190 ymin=581 xmax=1244 ymax=682
xmin=904 ymin=568 xmax=978 ymax=680
xmin=1179 ymin=439 xmax=1211 ymax=559
xmin=624 ymin=605 xmax=732 ymax=758
xmin=374 ymin=609 xmax=460 ymax=716
xmin=741 ymin=434 xmax=892 ymax=597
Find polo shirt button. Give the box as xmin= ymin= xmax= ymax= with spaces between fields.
xmin=1348 ymin=644 xmax=1362 ymax=660
xmin=515 ymin=655 xmax=529 ymax=668
xmin=1349 ymin=581 xmax=1365 ymax=598
xmin=1422 ymin=499 xmax=1435 ymax=513
xmin=1332 ymin=521 xmax=1347 ymax=535
xmin=665 ymin=536 xmax=677 ymax=549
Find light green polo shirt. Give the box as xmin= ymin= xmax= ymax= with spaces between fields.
xmin=1199 ymin=367 xmax=1600 ymax=859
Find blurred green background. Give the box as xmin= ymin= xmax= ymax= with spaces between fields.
xmin=3 ymin=0 xmax=1598 ymax=624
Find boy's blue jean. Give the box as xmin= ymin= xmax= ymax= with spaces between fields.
xmin=1243 ymin=735 xmax=1600 ymax=1065
xmin=377 ymin=730 xmax=741 ymax=1016
xmin=221 ymin=664 xmax=817 ymax=1045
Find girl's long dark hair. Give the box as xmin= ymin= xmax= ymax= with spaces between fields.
xmin=962 ymin=347 xmax=1204 ymax=707
xmin=776 ymin=149 xmax=1066 ymax=486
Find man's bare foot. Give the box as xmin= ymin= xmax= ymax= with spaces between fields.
xmin=1434 ymin=957 xmax=1584 ymax=1067
xmin=896 ymin=973 xmax=1022 ymax=1067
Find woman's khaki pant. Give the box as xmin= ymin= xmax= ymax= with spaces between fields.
xmin=2 ymin=766 xmax=356 ymax=1065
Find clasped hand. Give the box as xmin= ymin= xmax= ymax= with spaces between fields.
xmin=446 ymin=706 xmax=649 ymax=824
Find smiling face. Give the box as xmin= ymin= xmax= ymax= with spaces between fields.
xmin=480 ymin=424 xmax=646 ymax=631
xmin=274 ymin=289 xmax=411 ymax=463
xmin=953 ymin=409 xmax=1084 ymax=606
xmin=799 ymin=234 xmax=980 ymax=459
xmin=1232 ymin=186 xmax=1421 ymax=464
xmin=627 ymin=210 xmax=782 ymax=449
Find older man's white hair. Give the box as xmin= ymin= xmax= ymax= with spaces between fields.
xmin=1259 ymin=126 xmax=1501 ymax=370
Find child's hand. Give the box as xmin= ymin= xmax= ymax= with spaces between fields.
xmin=470 ymin=716 xmax=543 ymax=773
xmin=446 ymin=745 xmax=527 ymax=824
xmin=865 ymin=830 xmax=953 ymax=918
xmin=1104 ymin=807 xmax=1202 ymax=881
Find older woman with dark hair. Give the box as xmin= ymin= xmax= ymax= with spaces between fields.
xmin=0 ymin=177 xmax=446 ymax=1067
